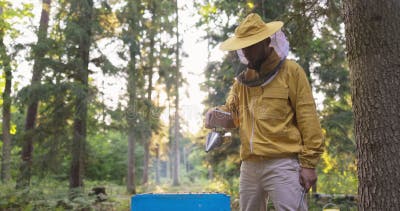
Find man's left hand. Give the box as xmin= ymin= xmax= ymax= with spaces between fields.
xmin=299 ymin=167 xmax=317 ymax=192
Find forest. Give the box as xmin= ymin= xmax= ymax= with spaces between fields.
xmin=1 ymin=0 xmax=399 ymax=210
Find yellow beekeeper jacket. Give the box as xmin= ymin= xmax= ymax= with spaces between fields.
xmin=219 ymin=50 xmax=324 ymax=168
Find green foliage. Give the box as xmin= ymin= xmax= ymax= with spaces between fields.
xmin=187 ymin=145 xmax=208 ymax=179
xmin=0 ymin=180 xmax=130 ymax=210
xmin=201 ymin=52 xmax=244 ymax=107
xmin=86 ymin=131 xmax=128 ymax=183
xmin=311 ymin=0 xmax=356 ymax=194
xmin=0 ymin=1 xmax=33 ymax=38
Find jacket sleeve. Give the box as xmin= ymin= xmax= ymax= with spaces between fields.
xmin=217 ymin=81 xmax=240 ymax=128
xmin=289 ymin=64 xmax=324 ymax=168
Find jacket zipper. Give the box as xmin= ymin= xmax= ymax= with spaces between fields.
xmin=250 ymin=112 xmax=255 ymax=152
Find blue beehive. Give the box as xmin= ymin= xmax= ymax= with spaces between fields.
xmin=131 ymin=193 xmax=230 ymax=211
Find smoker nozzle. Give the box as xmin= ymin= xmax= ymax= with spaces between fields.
xmin=205 ymin=130 xmax=231 ymax=152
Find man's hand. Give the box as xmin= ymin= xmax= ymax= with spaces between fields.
xmin=204 ymin=108 xmax=215 ymax=129
xmin=205 ymin=108 xmax=235 ymax=129
xmin=299 ymin=167 xmax=317 ymax=192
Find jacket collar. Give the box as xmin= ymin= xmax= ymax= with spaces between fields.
xmin=236 ymin=49 xmax=282 ymax=87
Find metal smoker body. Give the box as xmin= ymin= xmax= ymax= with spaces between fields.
xmin=205 ymin=109 xmax=235 ymax=152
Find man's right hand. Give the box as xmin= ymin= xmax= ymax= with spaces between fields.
xmin=205 ymin=108 xmax=215 ymax=129
xmin=205 ymin=108 xmax=235 ymax=129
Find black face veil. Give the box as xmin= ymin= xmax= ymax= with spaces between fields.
xmin=234 ymin=30 xmax=290 ymax=87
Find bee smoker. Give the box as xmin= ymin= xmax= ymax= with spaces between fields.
xmin=205 ymin=109 xmax=234 ymax=152
xmin=205 ymin=128 xmax=231 ymax=152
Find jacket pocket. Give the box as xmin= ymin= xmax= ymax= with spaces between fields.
xmin=257 ymin=87 xmax=289 ymax=120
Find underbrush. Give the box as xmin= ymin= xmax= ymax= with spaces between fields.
xmin=0 ymin=180 xmax=129 ymax=210
xmin=0 ymin=178 xmax=357 ymax=211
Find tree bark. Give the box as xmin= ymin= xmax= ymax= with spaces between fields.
xmin=69 ymin=0 xmax=93 ymax=189
xmin=142 ymin=2 xmax=157 ymax=185
xmin=0 ymin=6 xmax=12 ymax=182
xmin=126 ymin=0 xmax=140 ymax=194
xmin=155 ymin=144 xmax=160 ymax=184
xmin=127 ymin=129 xmax=136 ymax=194
xmin=142 ymin=140 xmax=150 ymax=185
xmin=172 ymin=0 xmax=180 ymax=186
xmin=343 ymin=0 xmax=400 ymax=210
xmin=182 ymin=146 xmax=187 ymax=173
xmin=16 ymin=0 xmax=51 ymax=188
xmin=0 ymin=67 xmax=11 ymax=183
xmin=168 ymin=94 xmax=173 ymax=180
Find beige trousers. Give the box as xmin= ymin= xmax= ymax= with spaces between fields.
xmin=239 ymin=158 xmax=307 ymax=211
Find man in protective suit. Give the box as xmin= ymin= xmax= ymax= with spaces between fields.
xmin=205 ymin=13 xmax=324 ymax=211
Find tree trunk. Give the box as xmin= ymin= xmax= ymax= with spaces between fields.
xmin=182 ymin=146 xmax=187 ymax=173
xmin=127 ymin=129 xmax=136 ymax=194
xmin=16 ymin=0 xmax=51 ymax=188
xmin=343 ymin=0 xmax=400 ymax=210
xmin=126 ymin=0 xmax=140 ymax=194
xmin=0 ymin=8 xmax=12 ymax=182
xmin=168 ymin=96 xmax=173 ymax=180
xmin=155 ymin=144 xmax=160 ymax=184
xmin=208 ymin=165 xmax=213 ymax=180
xmin=69 ymin=0 xmax=93 ymax=189
xmin=142 ymin=2 xmax=156 ymax=184
xmin=142 ymin=141 xmax=150 ymax=185
xmin=169 ymin=152 xmax=173 ymax=179
xmin=172 ymin=0 xmax=180 ymax=186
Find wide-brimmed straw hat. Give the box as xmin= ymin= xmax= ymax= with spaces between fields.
xmin=220 ymin=13 xmax=283 ymax=51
